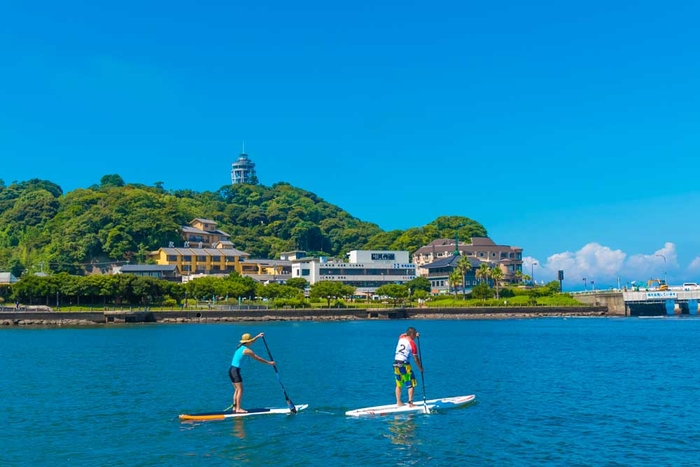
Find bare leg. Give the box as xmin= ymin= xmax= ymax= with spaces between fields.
xmin=407 ymin=387 xmax=415 ymax=406
xmin=234 ymin=382 xmax=247 ymax=413
xmin=396 ymin=384 xmax=404 ymax=406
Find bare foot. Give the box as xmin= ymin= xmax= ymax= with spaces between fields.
xmin=235 ymin=408 xmax=248 ymax=413
xmin=397 ymin=402 xmax=404 ymax=407
xmin=408 ymin=401 xmax=415 ymax=407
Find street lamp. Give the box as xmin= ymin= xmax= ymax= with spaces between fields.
xmin=583 ymin=277 xmax=587 ymax=291
xmin=655 ymin=254 xmax=667 ymax=285
xmin=591 ymin=280 xmax=595 ymax=291
xmin=531 ymin=262 xmax=538 ymax=286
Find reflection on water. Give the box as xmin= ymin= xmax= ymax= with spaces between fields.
xmin=386 ymin=415 xmax=417 ymax=446
xmin=230 ymin=417 xmax=247 ymax=440
xmin=385 ymin=416 xmax=425 ymax=467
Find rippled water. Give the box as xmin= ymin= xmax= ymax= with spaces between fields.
xmin=3 ymin=317 xmax=700 ymax=466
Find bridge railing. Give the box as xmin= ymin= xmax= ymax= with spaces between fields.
xmin=622 ymin=290 xmax=700 ymax=302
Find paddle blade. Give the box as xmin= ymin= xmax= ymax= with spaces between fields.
xmin=286 ymin=397 xmax=297 ymax=413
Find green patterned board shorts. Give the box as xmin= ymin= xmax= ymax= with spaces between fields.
xmin=394 ymin=361 xmax=417 ymax=388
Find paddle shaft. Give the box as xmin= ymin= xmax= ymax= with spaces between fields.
xmin=417 ymin=335 xmax=429 ymax=413
xmin=261 ymin=336 xmax=297 ymax=413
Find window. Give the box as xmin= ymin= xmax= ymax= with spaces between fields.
xmin=183 ymin=256 xmax=192 ymax=261
xmin=167 ymin=255 xmax=177 ymax=261
xmin=211 ymin=256 xmax=221 ymax=262
xmin=302 ymin=269 xmax=310 ymax=276
xmin=197 ymin=256 xmax=207 ymax=261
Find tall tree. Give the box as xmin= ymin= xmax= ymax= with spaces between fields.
xmin=448 ymin=270 xmax=462 ymax=299
xmin=476 ymin=263 xmax=491 ymax=285
xmin=490 ymin=266 xmax=504 ymax=299
xmin=456 ymin=256 xmax=473 ymax=298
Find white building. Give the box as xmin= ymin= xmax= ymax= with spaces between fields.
xmin=291 ymin=250 xmax=416 ymax=295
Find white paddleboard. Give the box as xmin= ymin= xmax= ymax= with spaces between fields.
xmin=179 ymin=404 xmax=308 ymax=421
xmin=345 ymin=395 xmax=475 ymax=417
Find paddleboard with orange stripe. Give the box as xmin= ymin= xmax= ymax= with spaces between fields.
xmin=179 ymin=404 xmax=308 ymax=421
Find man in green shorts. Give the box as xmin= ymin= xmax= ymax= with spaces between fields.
xmin=393 ymin=327 xmax=423 ymax=406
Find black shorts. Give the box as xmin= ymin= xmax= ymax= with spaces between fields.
xmin=229 ymin=366 xmax=243 ymax=383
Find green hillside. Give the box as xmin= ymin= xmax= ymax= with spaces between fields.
xmin=0 ymin=176 xmax=487 ymax=276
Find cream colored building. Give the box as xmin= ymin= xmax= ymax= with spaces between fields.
xmin=413 ymin=237 xmax=523 ymax=283
xmin=181 ymin=218 xmax=232 ymax=249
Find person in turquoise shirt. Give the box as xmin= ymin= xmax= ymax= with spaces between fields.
xmin=229 ymin=332 xmax=274 ymax=413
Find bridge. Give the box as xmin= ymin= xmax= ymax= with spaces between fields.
xmin=623 ymin=289 xmax=700 ymax=316
xmin=575 ymin=289 xmax=700 ymax=316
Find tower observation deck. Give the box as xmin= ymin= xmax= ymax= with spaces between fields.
xmin=231 ymin=151 xmax=257 ymax=185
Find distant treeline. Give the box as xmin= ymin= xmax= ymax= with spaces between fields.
xmin=0 ymin=176 xmax=487 ymax=276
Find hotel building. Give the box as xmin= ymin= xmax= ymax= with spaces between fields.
xmin=291 ymin=250 xmax=416 ymax=295
xmin=413 ymin=237 xmax=523 ymax=283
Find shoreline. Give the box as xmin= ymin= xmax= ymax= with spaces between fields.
xmin=0 ymin=306 xmax=609 ymax=327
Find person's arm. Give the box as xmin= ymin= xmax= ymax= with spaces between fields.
xmin=413 ymin=352 xmax=424 ymax=372
xmin=243 ymin=348 xmax=274 ymax=365
xmin=249 ymin=332 xmax=265 ymax=344
xmin=410 ymin=338 xmax=424 ymax=372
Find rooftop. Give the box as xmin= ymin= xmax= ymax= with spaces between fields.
xmin=422 ymin=255 xmax=482 ymax=270
xmin=120 ymin=265 xmax=178 ymax=272
xmin=155 ymin=247 xmax=250 ymax=257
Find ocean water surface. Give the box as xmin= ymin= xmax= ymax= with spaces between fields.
xmin=3 ymin=317 xmax=700 ymax=466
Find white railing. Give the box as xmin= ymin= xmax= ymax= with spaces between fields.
xmin=622 ymin=290 xmax=700 ymax=302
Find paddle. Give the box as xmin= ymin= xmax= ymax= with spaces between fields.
xmin=261 ymin=336 xmax=297 ymax=414
xmin=417 ymin=335 xmax=429 ymax=414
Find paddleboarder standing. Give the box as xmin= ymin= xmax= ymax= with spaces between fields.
xmin=393 ymin=327 xmax=423 ymax=407
xmin=230 ymin=332 xmax=274 ymax=413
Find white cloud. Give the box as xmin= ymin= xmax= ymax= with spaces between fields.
xmin=524 ymin=242 xmax=696 ymax=289
xmin=689 ymin=257 xmax=700 ymax=271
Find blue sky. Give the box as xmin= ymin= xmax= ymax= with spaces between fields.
xmin=2 ymin=0 xmax=700 ymax=288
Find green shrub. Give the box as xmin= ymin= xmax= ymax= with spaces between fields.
xmin=470 ymin=284 xmax=494 ymax=299
xmin=499 ymin=288 xmax=515 ymax=298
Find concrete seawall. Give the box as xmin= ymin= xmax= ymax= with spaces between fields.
xmin=573 ymin=292 xmax=626 ymax=315
xmin=0 ymin=306 xmax=608 ymax=326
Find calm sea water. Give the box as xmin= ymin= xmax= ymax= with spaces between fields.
xmin=3 ymin=317 xmax=700 ymax=466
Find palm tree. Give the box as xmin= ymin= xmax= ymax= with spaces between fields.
xmin=456 ymin=256 xmax=472 ymax=298
xmin=448 ymin=270 xmax=462 ymax=299
xmin=515 ymin=270 xmax=523 ymax=284
xmin=490 ymin=266 xmax=504 ymax=299
xmin=476 ymin=263 xmax=491 ymax=286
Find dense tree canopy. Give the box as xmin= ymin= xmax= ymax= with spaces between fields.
xmin=0 ymin=177 xmax=488 ymax=277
